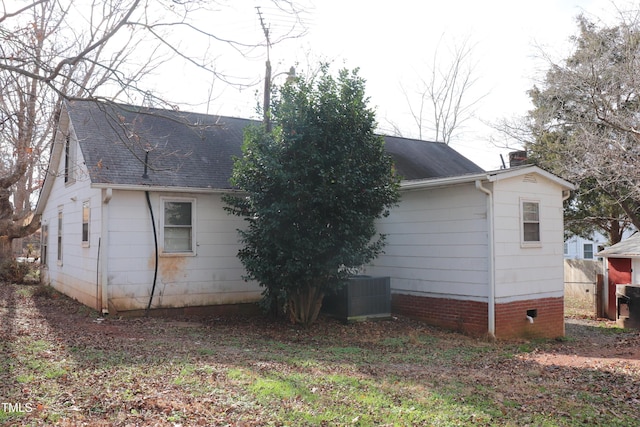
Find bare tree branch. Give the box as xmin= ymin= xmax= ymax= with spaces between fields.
xmin=403 ymin=35 xmax=485 ymax=144
xmin=0 ymin=0 xmax=308 ymax=253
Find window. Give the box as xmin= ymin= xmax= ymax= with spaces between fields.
xmin=564 ymin=242 xmax=568 ymax=255
xmin=82 ymin=200 xmax=90 ymax=246
xmin=521 ymin=200 xmax=540 ymax=244
xmin=583 ymin=243 xmax=594 ymax=259
xmin=162 ymin=199 xmax=194 ymax=254
xmin=57 ymin=210 xmax=63 ymax=264
xmin=41 ymin=224 xmax=48 ymax=267
xmin=64 ymin=135 xmax=75 ymax=184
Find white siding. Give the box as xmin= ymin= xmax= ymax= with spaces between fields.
xmin=40 ymin=112 xmax=261 ymax=312
xmin=365 ymin=184 xmax=489 ymax=300
xmin=492 ymin=175 xmax=565 ymax=301
xmin=631 ymin=259 xmax=640 ymax=285
xmin=564 ymin=235 xmax=603 ymax=260
xmin=106 ymin=191 xmax=261 ymax=311
xmin=40 ymin=123 xmax=103 ymax=310
xmin=365 ymin=171 xmax=567 ymax=306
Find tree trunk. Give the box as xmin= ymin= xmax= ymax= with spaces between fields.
xmin=0 ymin=236 xmax=12 ymax=262
xmin=288 ymin=285 xmax=324 ymax=327
xmin=612 ymin=195 xmax=640 ymax=233
xmin=607 ymin=219 xmax=623 ymax=245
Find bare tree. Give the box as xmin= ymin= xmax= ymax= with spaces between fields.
xmin=398 ymin=35 xmax=484 ymax=144
xmin=0 ymin=0 xmax=306 ymax=255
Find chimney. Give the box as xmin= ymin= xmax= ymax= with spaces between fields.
xmin=509 ymin=150 xmax=527 ymax=167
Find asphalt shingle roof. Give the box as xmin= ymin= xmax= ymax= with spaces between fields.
xmin=67 ymin=100 xmax=484 ymax=189
xmin=383 ymin=135 xmax=484 ymax=179
xmin=68 ymin=100 xmax=249 ymax=189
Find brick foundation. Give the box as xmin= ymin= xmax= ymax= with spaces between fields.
xmin=392 ymin=293 xmax=564 ymax=339
xmin=391 ymin=294 xmax=488 ymax=336
xmin=495 ymin=297 xmax=564 ymax=339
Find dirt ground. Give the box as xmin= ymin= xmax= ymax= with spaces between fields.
xmin=1 ymin=283 xmax=640 ymax=426
xmin=528 ymin=317 xmax=640 ymax=372
xmin=38 ymin=295 xmax=640 ymax=373
xmin=11 ymin=284 xmax=640 ymax=372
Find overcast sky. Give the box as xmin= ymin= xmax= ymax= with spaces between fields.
xmin=157 ymin=0 xmax=635 ymax=171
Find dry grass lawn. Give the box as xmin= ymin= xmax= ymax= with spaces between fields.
xmin=1 ymin=283 xmax=639 ymax=426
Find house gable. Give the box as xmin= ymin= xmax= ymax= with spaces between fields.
xmin=491 ymin=170 xmax=569 ymax=299
xmin=36 ymin=107 xmax=70 ymax=216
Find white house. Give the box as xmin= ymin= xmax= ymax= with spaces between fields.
xmin=36 ymin=100 xmax=574 ymax=339
xmin=564 ymin=234 xmax=604 ymax=260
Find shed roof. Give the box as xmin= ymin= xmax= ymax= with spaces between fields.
xmin=64 ymin=100 xmax=483 ymax=190
xmin=597 ymin=232 xmax=640 ymax=258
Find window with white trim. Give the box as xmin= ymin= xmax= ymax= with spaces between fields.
xmin=82 ymin=200 xmax=90 ymax=247
xmin=64 ymin=135 xmax=76 ymax=184
xmin=57 ymin=210 xmax=63 ymax=264
xmin=162 ymin=199 xmax=194 ymax=254
xmin=583 ymin=243 xmax=594 ymax=259
xmin=41 ymin=223 xmax=49 ymax=267
xmin=521 ymin=200 xmax=540 ymax=245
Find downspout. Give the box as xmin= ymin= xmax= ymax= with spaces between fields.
xmin=145 ymin=191 xmax=159 ymax=315
xmin=562 ymin=189 xmax=574 ymax=315
xmin=96 ymin=237 xmax=100 ymax=311
xmin=142 ymin=149 xmax=159 ymax=315
xmin=475 ymin=180 xmax=495 ymax=339
xmin=100 ymin=188 xmax=112 ymax=314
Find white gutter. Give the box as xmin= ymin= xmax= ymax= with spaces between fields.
xmin=475 ymin=179 xmax=496 ymax=339
xmin=400 ymin=166 xmax=576 ymax=193
xmin=401 ymin=172 xmax=488 ymax=192
xmin=100 ymin=188 xmax=112 ymax=314
xmin=91 ymin=183 xmax=243 ymax=194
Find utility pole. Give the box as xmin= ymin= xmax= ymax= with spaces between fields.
xmin=257 ymin=7 xmax=272 ymax=131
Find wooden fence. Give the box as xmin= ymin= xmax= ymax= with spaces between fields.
xmin=564 ymin=259 xmax=602 ymax=315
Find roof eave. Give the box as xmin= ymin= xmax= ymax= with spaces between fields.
xmin=399 ymin=165 xmax=576 ymax=192
xmin=35 ymin=104 xmax=70 ymax=215
xmin=400 ymin=171 xmax=488 ymax=191
xmin=90 ymin=182 xmax=241 ymax=194
xmin=485 ymin=165 xmax=576 ymax=190
xmin=596 ymin=252 xmax=640 ymax=258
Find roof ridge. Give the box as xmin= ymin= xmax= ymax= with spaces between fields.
xmin=67 ymin=99 xmax=258 ymax=124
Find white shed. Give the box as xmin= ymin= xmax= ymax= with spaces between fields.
xmin=596 ymin=233 xmax=640 ymax=319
